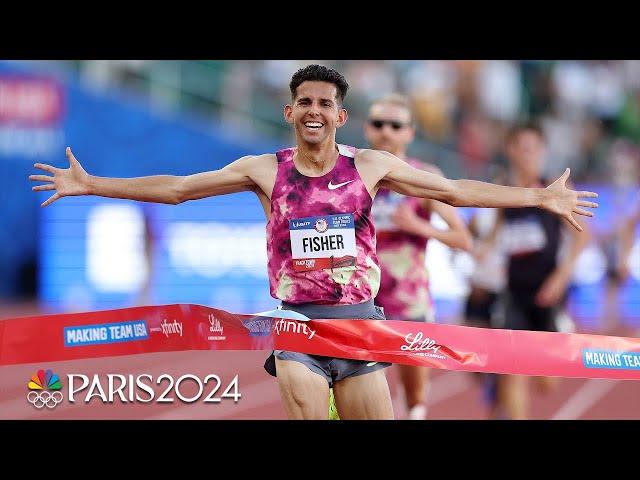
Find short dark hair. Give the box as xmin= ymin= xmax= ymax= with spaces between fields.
xmin=506 ymin=120 xmax=546 ymax=144
xmin=289 ymin=64 xmax=349 ymax=105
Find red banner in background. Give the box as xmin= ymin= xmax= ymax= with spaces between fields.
xmin=1 ymin=304 xmax=640 ymax=380
xmin=0 ymin=77 xmax=64 ymax=125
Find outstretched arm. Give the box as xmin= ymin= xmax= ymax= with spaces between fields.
xmin=364 ymin=150 xmax=598 ymax=232
xmin=30 ymin=147 xmax=268 ymax=207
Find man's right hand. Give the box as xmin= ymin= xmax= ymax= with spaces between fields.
xmin=541 ymin=168 xmax=598 ymax=231
xmin=29 ymin=147 xmax=90 ymax=207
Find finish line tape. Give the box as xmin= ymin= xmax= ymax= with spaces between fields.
xmin=1 ymin=304 xmax=639 ymax=380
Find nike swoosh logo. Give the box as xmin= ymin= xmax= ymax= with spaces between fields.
xmin=328 ymin=180 xmax=355 ymax=190
xmin=366 ymin=362 xmax=378 ymax=367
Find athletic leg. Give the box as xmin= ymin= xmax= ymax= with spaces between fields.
xmin=496 ymin=374 xmax=529 ymax=419
xmin=533 ymin=304 xmax=561 ymax=396
xmin=534 ymin=376 xmax=558 ymax=395
xmin=398 ymin=364 xmax=430 ymax=419
xmin=333 ymin=369 xmax=394 ymax=420
xmin=495 ymin=291 xmax=530 ymax=419
xmin=275 ymin=358 xmax=330 ymax=420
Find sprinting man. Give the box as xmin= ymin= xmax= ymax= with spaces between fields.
xmin=365 ymin=94 xmax=473 ymax=419
xmin=30 ymin=65 xmax=598 ymax=420
xmin=479 ymin=121 xmax=592 ymax=419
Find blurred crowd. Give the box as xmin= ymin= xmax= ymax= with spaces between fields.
xmin=2 ymin=60 xmax=638 ymax=306
xmin=251 ymin=60 xmax=640 ymax=183
xmin=61 ymin=60 xmax=640 ymax=183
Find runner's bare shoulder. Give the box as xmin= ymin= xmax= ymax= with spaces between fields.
xmin=354 ymin=148 xmax=396 ymax=163
xmin=354 ymin=148 xmax=400 ymax=173
xmin=233 ymin=153 xmax=277 ymax=171
xmin=238 ymin=153 xmax=278 ymax=197
xmin=353 ymin=149 xmax=398 ymax=190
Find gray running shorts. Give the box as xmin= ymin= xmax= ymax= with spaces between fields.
xmin=263 ymin=300 xmax=391 ymax=387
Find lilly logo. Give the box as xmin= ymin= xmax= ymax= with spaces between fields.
xmin=27 ymin=369 xmax=64 ymax=409
xmin=400 ymin=332 xmax=441 ymax=353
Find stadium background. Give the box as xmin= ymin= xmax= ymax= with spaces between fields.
xmin=1 ymin=60 xmax=638 ymax=419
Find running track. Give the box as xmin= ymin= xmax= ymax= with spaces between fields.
xmin=2 ymin=302 xmax=638 ymax=420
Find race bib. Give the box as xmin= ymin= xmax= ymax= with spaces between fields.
xmin=289 ymin=213 xmax=357 ymax=272
xmin=501 ymin=218 xmax=547 ymax=256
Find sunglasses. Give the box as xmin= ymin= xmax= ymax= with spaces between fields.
xmin=368 ymin=119 xmax=408 ymax=131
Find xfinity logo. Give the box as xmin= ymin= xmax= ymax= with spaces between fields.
xmin=161 ymin=319 xmax=183 ymax=338
xmin=273 ymin=319 xmax=316 ymax=340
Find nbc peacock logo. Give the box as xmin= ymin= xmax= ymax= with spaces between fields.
xmin=27 ymin=369 xmax=64 ymax=409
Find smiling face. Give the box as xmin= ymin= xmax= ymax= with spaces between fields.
xmin=284 ymin=81 xmax=348 ymax=147
xmin=364 ymin=101 xmax=415 ymax=157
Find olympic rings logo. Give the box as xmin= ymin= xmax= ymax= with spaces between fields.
xmin=27 ymin=390 xmax=64 ymax=409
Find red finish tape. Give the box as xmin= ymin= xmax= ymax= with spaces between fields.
xmin=1 ymin=304 xmax=639 ymax=380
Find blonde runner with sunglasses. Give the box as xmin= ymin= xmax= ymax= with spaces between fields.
xmin=365 ymin=94 xmax=473 ymax=419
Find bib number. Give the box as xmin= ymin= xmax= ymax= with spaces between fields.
xmin=289 ymin=213 xmax=357 ymax=272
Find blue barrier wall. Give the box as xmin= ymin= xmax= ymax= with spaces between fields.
xmin=0 ymin=61 xmax=282 ymax=299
